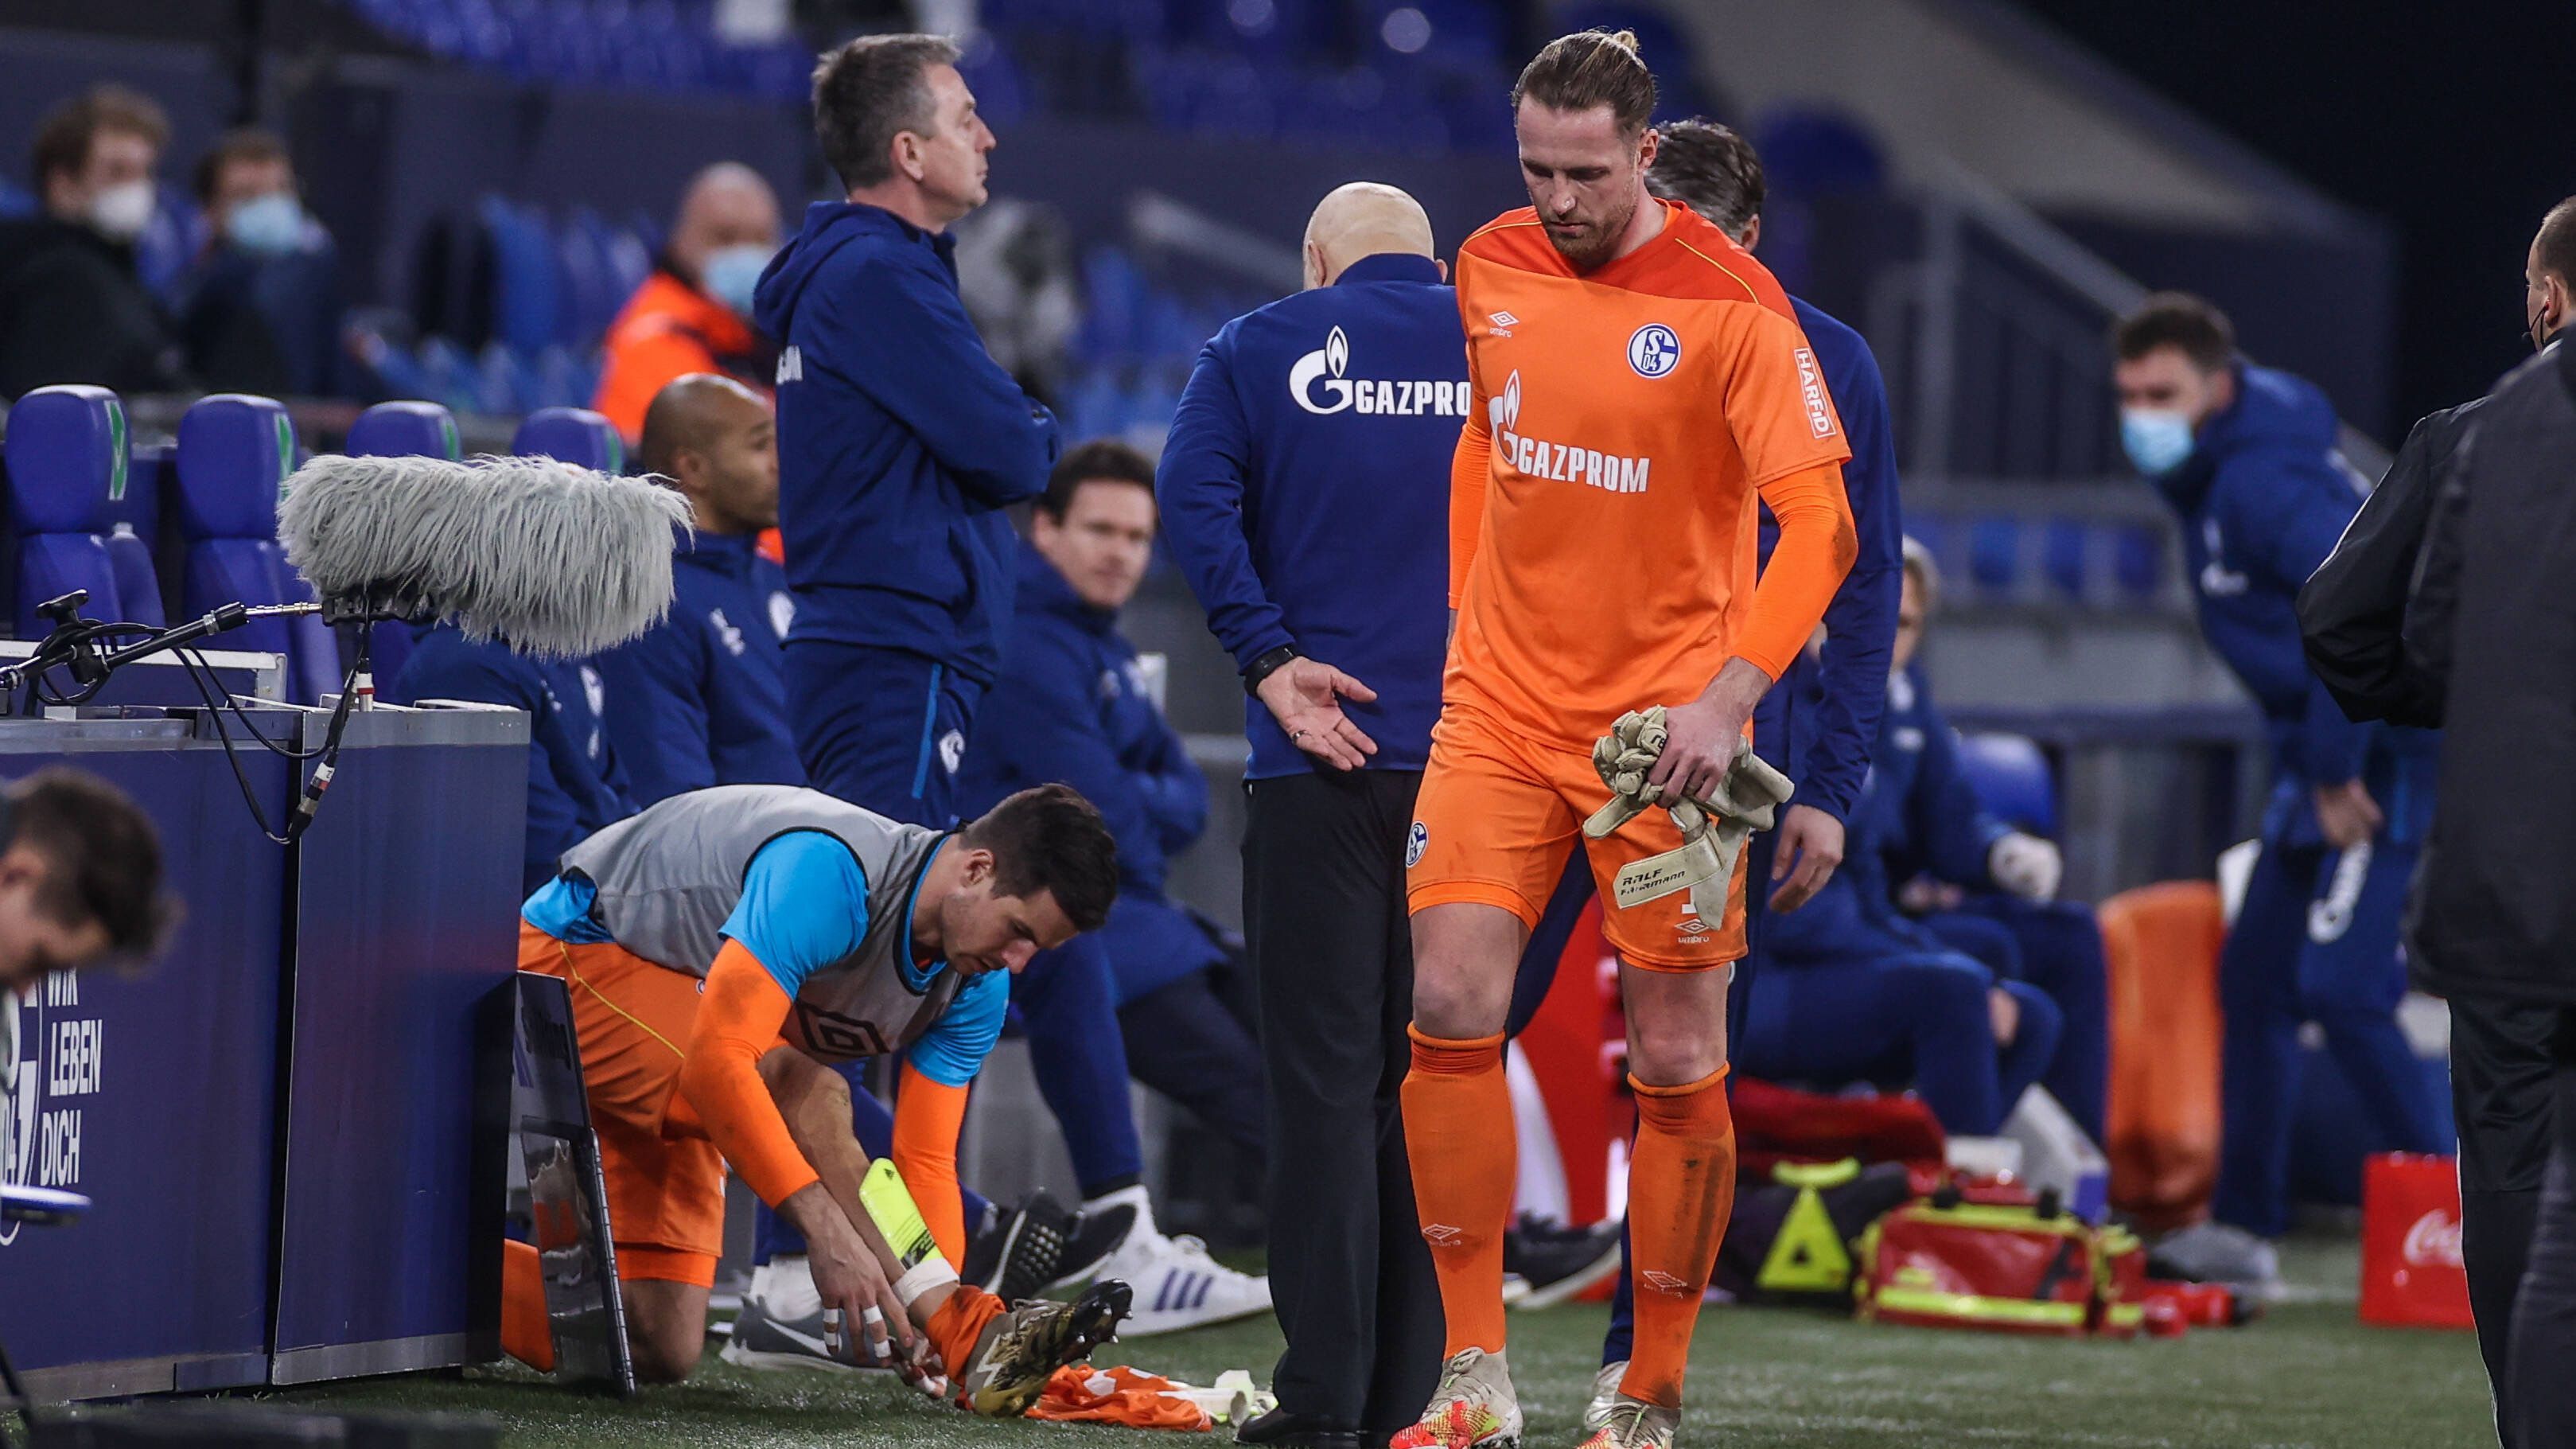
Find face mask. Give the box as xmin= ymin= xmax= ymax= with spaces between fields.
xmin=700 ymin=243 xmax=773 ymax=319
xmin=2120 ymin=407 xmax=2196 ymax=475
xmin=225 ymin=192 xmax=306 ymax=258
xmin=87 ymin=180 xmax=155 ymax=242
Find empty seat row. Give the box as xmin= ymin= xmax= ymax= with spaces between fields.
xmin=2 ymin=387 xmax=625 ymax=704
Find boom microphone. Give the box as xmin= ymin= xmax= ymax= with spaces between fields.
xmin=278 ymin=453 xmax=692 ymax=658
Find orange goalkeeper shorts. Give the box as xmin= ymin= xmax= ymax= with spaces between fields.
xmin=1405 ymin=705 xmax=1746 ymax=970
xmin=519 ymin=921 xmax=726 ymax=1287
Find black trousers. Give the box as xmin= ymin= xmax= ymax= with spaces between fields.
xmin=1246 ymin=769 xmax=1442 ymax=1431
xmin=2472 ymin=995 xmax=2576 ymax=1449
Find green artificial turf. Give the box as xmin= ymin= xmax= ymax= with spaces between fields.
xmin=146 ymin=1235 xmax=2499 ymax=1447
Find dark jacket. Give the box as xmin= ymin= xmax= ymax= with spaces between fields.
xmin=754 ymin=202 xmax=1059 ymax=684
xmin=0 ymin=216 xmax=185 ymax=401
xmin=1858 ymin=665 xmax=2013 ymax=903
xmin=2150 ymin=361 xmax=2376 ymax=792
xmin=2298 ymin=398 xmax=2485 ymax=729
xmin=1747 ymin=297 xmax=1904 ymax=824
xmin=591 ymin=528 xmax=804 ymax=805
xmin=963 ymin=544 xmax=1220 ymax=1002
xmin=2406 ymin=338 xmax=2576 ymax=1003
xmin=1157 ymin=252 xmax=1460 ymax=780
xmin=384 ymin=625 xmax=637 ymax=894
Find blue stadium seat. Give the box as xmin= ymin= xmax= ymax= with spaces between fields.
xmin=344 ymin=400 xmax=466 ymax=684
xmin=479 ymin=195 xmax=564 ymax=356
xmin=512 ymin=407 xmax=625 ymax=472
xmin=347 ymin=400 xmax=463 ymax=461
xmin=173 ymin=395 xmax=338 ymax=703
xmin=1958 ymin=730 xmax=2057 ymax=838
xmin=2 ymin=386 xmax=157 ymax=639
xmin=110 ymin=442 xmax=173 ymax=627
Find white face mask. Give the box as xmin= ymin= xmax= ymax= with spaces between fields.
xmin=88 ymin=180 xmax=156 ymax=242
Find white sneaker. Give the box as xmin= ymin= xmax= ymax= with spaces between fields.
xmin=1095 ymin=1226 xmax=1272 ymax=1336
xmin=1582 ymin=1361 xmax=1626 ymax=1435
xmin=2150 ymin=1221 xmax=2282 ymax=1297
xmin=1390 ymin=1346 xmax=1522 ymax=1449
xmin=720 ymin=1256 xmax=860 ymax=1373
xmin=1578 ymin=1394 xmax=1677 ymax=1449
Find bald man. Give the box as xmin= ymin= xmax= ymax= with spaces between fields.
xmin=593 ymin=164 xmax=785 ymax=441
xmin=1158 ymin=182 xmax=1461 ymax=1449
xmin=593 ymin=373 xmax=804 ymax=802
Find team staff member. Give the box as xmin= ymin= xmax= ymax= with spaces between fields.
xmin=593 ymin=375 xmax=802 ymax=804
xmin=2302 ymin=199 xmax=2576 ymax=1444
xmin=0 ymin=769 xmax=173 ymax=992
xmin=2111 ymin=294 xmax=2445 ymax=1294
xmin=384 ymin=627 xmax=635 ymax=895
xmin=1399 ymin=32 xmax=1854 ymax=1449
xmin=964 ymin=440 xmax=1274 ymax=1335
xmin=1158 ymin=182 xmax=1458 ymax=1448
xmin=592 ymin=164 xmax=783 ymax=442
xmin=500 ymin=781 xmax=1126 ymax=1397
xmin=748 ymin=31 xmax=1059 ymax=1291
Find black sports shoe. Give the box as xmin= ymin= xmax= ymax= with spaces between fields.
xmin=1236 ymin=1404 xmax=1364 ymax=1448
xmin=959 ymin=1279 xmax=1134 ymax=1416
xmin=1042 ymin=1198 xmax=1141 ymax=1293
xmin=1502 ymin=1213 xmax=1625 ymax=1310
xmin=967 ymin=1190 xmax=1078 ymax=1299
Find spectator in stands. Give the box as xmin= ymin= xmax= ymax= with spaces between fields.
xmin=963 ymin=438 xmax=1267 ymax=1164
xmin=1870 ymin=539 xmax=2110 ymax=1143
xmin=2111 ymin=292 xmax=2446 ymax=1294
xmin=176 ymin=128 xmax=344 ymax=399
xmin=592 ymin=374 xmax=801 ymax=803
xmin=0 ymin=85 xmax=185 ymax=401
xmin=382 ymin=629 xmax=636 ymax=895
xmin=736 ymin=30 xmax=1065 ymax=1354
xmin=590 ymin=162 xmax=782 ymax=442
xmin=0 ymin=767 xmax=176 ymax=990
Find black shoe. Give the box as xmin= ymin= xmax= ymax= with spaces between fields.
xmin=966 ymin=1190 xmax=1079 ymax=1299
xmin=1042 ymin=1197 xmax=1141 ymax=1292
xmin=1237 ymin=1405 xmax=1363 ymax=1448
xmin=1502 ymin=1213 xmax=1625 ymax=1310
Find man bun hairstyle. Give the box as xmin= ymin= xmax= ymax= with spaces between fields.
xmin=1512 ymin=28 xmax=1656 ymax=137
xmin=6 ymin=766 xmax=178 ymax=960
xmin=2111 ymin=291 xmax=2236 ymax=372
xmin=1040 ymin=438 xmax=1157 ymax=520
xmin=1648 ymin=118 xmax=1765 ymax=238
xmin=811 ymin=33 xmax=962 ymax=193
xmin=967 ymin=783 xmax=1119 ymax=933
xmin=2536 ymin=196 xmax=2576 ymax=294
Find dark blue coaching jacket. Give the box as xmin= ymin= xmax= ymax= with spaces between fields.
xmin=1752 ymin=298 xmax=1904 ymax=824
xmin=2148 ymin=360 xmax=2434 ymax=846
xmin=754 ymin=202 xmax=1060 ymax=684
xmin=383 ymin=625 xmax=636 ymax=894
xmin=963 ymin=543 xmax=1220 ymax=1002
xmin=591 ymin=528 xmax=804 ymax=805
xmin=1158 ymin=252 xmax=1461 ymax=780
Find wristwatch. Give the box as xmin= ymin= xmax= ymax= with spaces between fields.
xmin=1243 ymin=645 xmax=1302 ymax=695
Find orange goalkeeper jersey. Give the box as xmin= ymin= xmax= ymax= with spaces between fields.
xmin=1446 ymin=199 xmax=1857 ymax=750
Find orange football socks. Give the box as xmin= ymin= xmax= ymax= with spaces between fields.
xmin=1618 ymin=1067 xmax=1737 ymax=1410
xmin=1403 ymin=1026 xmax=1515 ymax=1357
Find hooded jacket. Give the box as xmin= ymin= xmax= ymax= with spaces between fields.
xmin=2150 ymin=361 xmax=2381 ymax=795
xmin=754 ymin=202 xmax=1059 ymax=684
xmin=963 ymin=543 xmax=1220 ymax=1002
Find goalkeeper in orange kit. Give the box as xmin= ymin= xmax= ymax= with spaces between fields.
xmin=1392 ymin=28 xmax=1855 ymax=1449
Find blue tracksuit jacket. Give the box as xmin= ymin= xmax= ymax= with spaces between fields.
xmin=964 ymin=544 xmax=1221 ymax=1001
xmin=2155 ymin=364 xmax=2376 ymax=784
xmin=1158 ymin=252 xmax=1461 ymax=781
xmin=1750 ymin=298 xmax=1904 ymax=822
xmin=754 ymin=202 xmax=1060 ymax=684
xmin=1859 ymin=665 xmax=2014 ymax=903
xmin=591 ymin=528 xmax=804 ymax=805
xmin=383 ymin=624 xmax=636 ymax=893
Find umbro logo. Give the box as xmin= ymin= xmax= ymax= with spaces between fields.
xmin=1488 ymin=311 xmax=1519 ymax=337
xmin=1642 ymin=1269 xmax=1691 ymax=1296
xmin=1422 ymin=1223 xmax=1465 ymax=1245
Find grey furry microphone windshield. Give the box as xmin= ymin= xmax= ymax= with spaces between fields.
xmin=278 ymin=453 xmax=693 ymax=659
